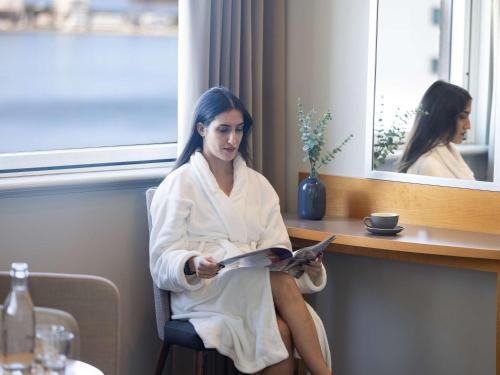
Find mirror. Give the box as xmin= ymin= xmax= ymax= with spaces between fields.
xmin=370 ymin=0 xmax=498 ymax=184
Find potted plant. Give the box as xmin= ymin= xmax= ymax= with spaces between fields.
xmin=297 ymin=99 xmax=353 ymax=220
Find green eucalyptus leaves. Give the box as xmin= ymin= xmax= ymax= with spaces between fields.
xmin=297 ymin=99 xmax=353 ymax=178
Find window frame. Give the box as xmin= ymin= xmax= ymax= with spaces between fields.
xmin=465 ymin=0 xmax=492 ymax=146
xmin=0 ymin=143 xmax=177 ymax=178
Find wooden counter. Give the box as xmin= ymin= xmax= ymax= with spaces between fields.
xmin=284 ymin=213 xmax=500 ymax=261
xmin=284 ymin=213 xmax=500 ymax=374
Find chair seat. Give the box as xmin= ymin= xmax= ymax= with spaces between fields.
xmin=164 ymin=320 xmax=210 ymax=351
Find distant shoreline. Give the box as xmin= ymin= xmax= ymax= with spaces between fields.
xmin=0 ymin=26 xmax=178 ymax=38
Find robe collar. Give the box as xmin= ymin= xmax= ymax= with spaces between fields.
xmin=434 ymin=143 xmax=475 ymax=180
xmin=190 ymin=151 xmax=249 ymax=242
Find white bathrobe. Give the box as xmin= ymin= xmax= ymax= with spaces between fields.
xmin=407 ymin=143 xmax=475 ymax=180
xmin=149 ymin=151 xmax=331 ymax=373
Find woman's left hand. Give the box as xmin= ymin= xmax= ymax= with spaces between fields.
xmin=304 ymin=254 xmax=323 ymax=281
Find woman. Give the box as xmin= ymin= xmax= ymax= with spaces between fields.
xmin=149 ymin=87 xmax=332 ymax=374
xmin=398 ymin=80 xmax=475 ymax=180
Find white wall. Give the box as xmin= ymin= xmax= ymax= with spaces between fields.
xmin=0 ymin=181 xmax=163 ymax=375
xmin=285 ymin=0 xmax=371 ymax=211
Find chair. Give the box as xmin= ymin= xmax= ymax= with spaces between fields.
xmin=0 ymin=305 xmax=81 ymax=358
xmin=146 ymin=187 xmax=234 ymax=375
xmin=0 ymin=272 xmax=120 ymax=375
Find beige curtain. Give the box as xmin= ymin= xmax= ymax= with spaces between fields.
xmin=178 ymin=0 xmax=287 ymax=205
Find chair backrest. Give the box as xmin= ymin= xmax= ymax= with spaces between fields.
xmin=146 ymin=187 xmax=171 ymax=341
xmin=0 ymin=272 xmax=120 ymax=375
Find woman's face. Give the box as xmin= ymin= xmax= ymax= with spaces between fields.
xmin=198 ymin=109 xmax=244 ymax=163
xmin=452 ymin=101 xmax=472 ymax=144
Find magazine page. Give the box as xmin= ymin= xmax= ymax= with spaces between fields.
xmin=218 ymin=247 xmax=292 ymax=272
xmin=284 ymin=234 xmax=336 ymax=278
xmin=216 ymin=234 xmax=335 ymax=276
xmin=292 ymin=234 xmax=336 ymax=262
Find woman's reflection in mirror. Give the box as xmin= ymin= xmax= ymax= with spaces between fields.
xmin=398 ymin=80 xmax=475 ymax=180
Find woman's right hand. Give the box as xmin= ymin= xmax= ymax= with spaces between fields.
xmin=189 ymin=256 xmax=221 ymax=279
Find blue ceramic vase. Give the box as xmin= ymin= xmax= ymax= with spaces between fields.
xmin=298 ymin=174 xmax=326 ymax=220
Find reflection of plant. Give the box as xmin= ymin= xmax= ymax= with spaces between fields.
xmin=373 ymin=126 xmax=407 ymax=169
xmin=373 ymin=103 xmax=427 ymax=169
xmin=298 ymin=99 xmax=353 ymax=178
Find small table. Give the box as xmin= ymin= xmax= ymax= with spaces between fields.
xmin=0 ymin=357 xmax=103 ymax=374
xmin=12 ymin=360 xmax=104 ymax=375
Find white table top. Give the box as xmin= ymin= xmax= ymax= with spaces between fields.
xmin=65 ymin=360 xmax=104 ymax=375
xmin=0 ymin=360 xmax=104 ymax=375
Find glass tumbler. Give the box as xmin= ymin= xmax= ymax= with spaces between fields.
xmin=35 ymin=325 xmax=74 ymax=374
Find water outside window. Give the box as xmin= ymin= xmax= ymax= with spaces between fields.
xmin=0 ymin=0 xmax=178 ymax=154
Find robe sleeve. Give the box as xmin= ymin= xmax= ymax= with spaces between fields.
xmin=149 ymin=177 xmax=204 ymax=293
xmin=295 ymin=265 xmax=327 ymax=294
xmin=256 ymin=179 xmax=327 ymax=294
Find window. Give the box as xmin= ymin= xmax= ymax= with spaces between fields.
xmin=0 ymin=0 xmax=178 ymax=176
xmin=372 ymin=0 xmax=495 ymax=181
xmin=374 ymin=0 xmax=456 ymax=137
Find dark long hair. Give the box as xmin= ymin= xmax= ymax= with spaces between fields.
xmin=398 ymin=80 xmax=472 ymax=173
xmin=173 ymin=87 xmax=253 ymax=170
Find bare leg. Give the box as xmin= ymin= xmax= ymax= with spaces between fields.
xmin=269 ymin=272 xmax=331 ymax=375
xmin=260 ymin=314 xmax=295 ymax=375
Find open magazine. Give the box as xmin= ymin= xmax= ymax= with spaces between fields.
xmin=217 ymin=234 xmax=336 ymax=278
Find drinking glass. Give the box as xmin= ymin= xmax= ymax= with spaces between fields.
xmin=35 ymin=325 xmax=74 ymax=374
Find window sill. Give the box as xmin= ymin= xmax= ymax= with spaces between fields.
xmin=0 ymin=164 xmax=171 ymax=197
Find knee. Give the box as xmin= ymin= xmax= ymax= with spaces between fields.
xmin=276 ymin=316 xmax=293 ymax=351
xmin=270 ymin=272 xmax=298 ymax=298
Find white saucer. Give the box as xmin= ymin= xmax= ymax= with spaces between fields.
xmin=365 ymin=225 xmax=404 ymax=235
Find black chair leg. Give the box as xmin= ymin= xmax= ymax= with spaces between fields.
xmin=195 ymin=351 xmax=203 ymax=375
xmin=203 ymin=351 xmax=209 ymax=375
xmin=154 ymin=342 xmax=170 ymax=375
